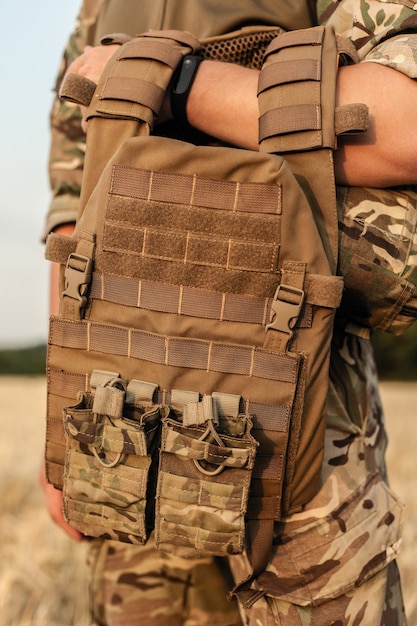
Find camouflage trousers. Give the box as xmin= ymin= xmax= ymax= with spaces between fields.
xmin=86 ymin=426 xmax=406 ymax=626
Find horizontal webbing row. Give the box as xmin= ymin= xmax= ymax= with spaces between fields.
xmin=110 ymin=164 xmax=282 ymax=215
xmin=92 ymin=272 xmax=257 ymax=322
xmin=49 ymin=318 xmax=299 ymax=383
xmin=117 ymin=38 xmax=185 ymax=67
xmin=90 ymin=271 xmax=314 ymax=327
xmin=48 ymin=367 xmax=289 ymax=433
xmin=89 ymin=31 xmax=200 ymax=122
xmin=48 ymin=366 xmax=289 ymax=482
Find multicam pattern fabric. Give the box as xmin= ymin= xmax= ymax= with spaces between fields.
xmin=63 ymin=391 xmax=165 ymax=544
xmin=317 ymin=0 xmax=417 ymax=72
xmin=44 ymin=0 xmax=104 ymax=239
xmin=318 ymin=0 xmax=417 ymax=334
xmin=229 ymin=336 xmax=405 ymax=624
xmin=85 ymin=337 xmax=406 ymax=626
xmin=155 ymin=414 xmax=257 ymax=558
xmin=337 ymin=186 xmax=417 ymax=333
xmin=88 ymin=538 xmax=243 ymax=626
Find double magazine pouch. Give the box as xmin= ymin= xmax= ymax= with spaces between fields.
xmin=63 ymin=371 xmax=165 ymax=543
xmin=45 ymin=27 xmax=368 ymax=583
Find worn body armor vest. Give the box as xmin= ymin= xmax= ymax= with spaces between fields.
xmin=44 ymin=26 xmax=370 ymax=586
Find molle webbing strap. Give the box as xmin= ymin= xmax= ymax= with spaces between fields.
xmin=258 ymin=27 xmax=337 ymax=153
xmin=49 ymin=318 xmax=300 ymax=383
xmin=258 ymin=26 xmax=367 ymax=153
xmin=59 ymin=30 xmax=201 ymax=219
xmin=85 ymin=30 xmax=201 ymax=124
xmin=257 ymin=25 xmax=368 ymax=273
xmin=46 ymin=234 xmax=342 ymax=328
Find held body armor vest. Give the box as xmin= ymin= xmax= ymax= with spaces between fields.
xmin=44 ymin=26 xmax=368 ymax=586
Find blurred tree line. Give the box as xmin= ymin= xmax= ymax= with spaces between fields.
xmin=0 ymin=326 xmax=417 ymax=378
xmin=371 ymin=323 xmax=417 ymax=380
xmin=0 ymin=344 xmax=46 ymax=376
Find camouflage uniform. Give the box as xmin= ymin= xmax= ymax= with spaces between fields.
xmin=44 ymin=0 xmax=417 ymax=624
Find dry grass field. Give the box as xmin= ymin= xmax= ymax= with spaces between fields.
xmin=0 ymin=377 xmax=416 ymax=625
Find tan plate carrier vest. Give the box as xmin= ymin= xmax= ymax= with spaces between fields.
xmin=45 ymin=26 xmax=367 ymax=590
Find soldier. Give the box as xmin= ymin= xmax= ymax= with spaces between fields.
xmin=40 ymin=1 xmax=417 ymax=624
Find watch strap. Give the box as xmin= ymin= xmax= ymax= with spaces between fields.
xmin=171 ymin=54 xmax=204 ymax=126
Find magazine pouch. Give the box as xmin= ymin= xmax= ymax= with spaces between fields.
xmin=155 ymin=392 xmax=258 ymax=557
xmin=63 ymin=370 xmax=167 ymax=543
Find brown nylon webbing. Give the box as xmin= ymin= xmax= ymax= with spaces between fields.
xmin=118 ymin=40 xmax=184 ymax=68
xmin=48 ymin=368 xmax=89 ymax=399
xmin=91 ymin=272 xmax=273 ymax=324
xmin=258 ymin=58 xmax=320 ymax=93
xmin=84 ymin=269 xmax=313 ymax=327
xmin=110 ymin=165 xmax=282 ymax=215
xmin=49 ymin=318 xmax=298 ymax=383
xmin=47 ymin=365 xmax=288 ymax=483
xmin=48 ymin=367 xmax=289 ymax=429
xmin=264 ymin=27 xmax=323 ymax=56
xmin=101 ymin=76 xmax=165 ymax=112
xmin=260 ymin=104 xmax=321 ymax=141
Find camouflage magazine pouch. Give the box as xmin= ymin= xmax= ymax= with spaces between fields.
xmin=155 ymin=394 xmax=258 ymax=557
xmin=62 ymin=372 xmax=166 ymax=543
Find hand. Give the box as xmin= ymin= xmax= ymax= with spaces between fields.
xmin=66 ymin=44 xmax=120 ymax=132
xmin=39 ymin=460 xmax=85 ymax=542
xmin=67 ymin=44 xmax=119 ymax=86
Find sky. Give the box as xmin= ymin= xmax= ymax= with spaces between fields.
xmin=1 ymin=1 xmax=81 ymax=348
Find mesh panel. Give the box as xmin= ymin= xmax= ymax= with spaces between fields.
xmin=202 ymin=29 xmax=282 ymax=69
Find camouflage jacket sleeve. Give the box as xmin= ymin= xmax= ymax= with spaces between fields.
xmin=317 ymin=0 xmax=417 ymax=335
xmin=317 ymin=0 xmax=417 ymax=76
xmin=42 ymin=0 xmax=103 ymax=241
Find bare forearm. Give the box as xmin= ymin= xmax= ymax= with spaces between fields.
xmin=187 ymin=60 xmax=417 ymax=188
xmin=334 ymin=62 xmax=417 ymax=187
xmin=68 ymin=45 xmax=417 ymax=188
xmin=186 ymin=61 xmax=259 ymax=150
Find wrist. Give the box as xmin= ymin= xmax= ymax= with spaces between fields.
xmin=170 ymin=54 xmax=204 ymax=126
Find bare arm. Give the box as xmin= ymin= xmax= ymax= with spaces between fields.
xmin=68 ymin=45 xmax=417 ymax=188
xmin=187 ymin=60 xmax=417 ymax=188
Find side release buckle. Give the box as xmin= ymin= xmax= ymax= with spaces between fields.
xmin=63 ymin=252 xmax=93 ymax=309
xmin=266 ymin=283 xmax=305 ymax=338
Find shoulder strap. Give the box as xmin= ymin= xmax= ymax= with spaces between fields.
xmin=59 ymin=30 xmax=201 ymax=218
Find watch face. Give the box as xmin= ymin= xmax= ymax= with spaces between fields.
xmin=171 ymin=55 xmax=203 ymax=125
xmin=174 ymin=55 xmax=202 ymax=95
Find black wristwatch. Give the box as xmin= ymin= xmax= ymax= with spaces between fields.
xmin=170 ymin=54 xmax=204 ymax=126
